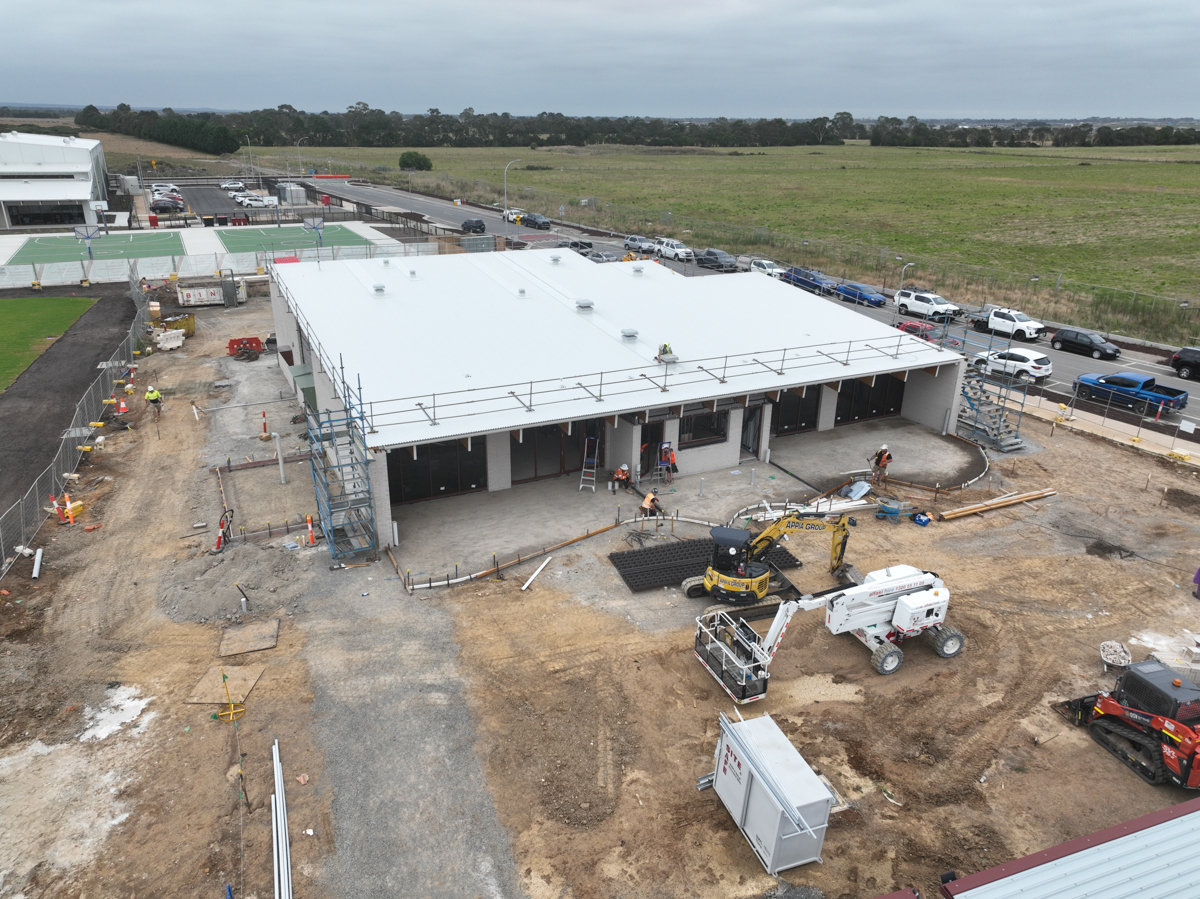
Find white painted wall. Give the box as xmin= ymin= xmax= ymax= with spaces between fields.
xmin=901 ymin=361 xmax=965 ymax=433
xmin=605 ymin=418 xmax=639 ymax=476
xmin=371 ymin=449 xmax=391 ymax=547
xmin=486 ymin=431 xmax=511 ymax=491
xmin=818 ymin=385 xmax=839 ymax=431
xmin=757 ymin=403 xmax=773 ymax=461
xmin=676 ymin=406 xmax=743 ymax=475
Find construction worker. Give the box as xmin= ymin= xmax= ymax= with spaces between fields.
xmin=870 ymin=444 xmax=892 ymax=485
xmin=655 ymin=342 xmax=673 ymax=362
xmin=145 ymin=385 xmax=163 ymax=421
xmin=611 ymin=463 xmax=631 ymax=493
xmin=640 ymin=489 xmax=663 ymax=518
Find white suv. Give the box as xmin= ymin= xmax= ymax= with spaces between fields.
xmin=654 ymin=238 xmax=693 ymax=261
xmin=894 ymin=289 xmax=961 ymax=320
xmin=972 ymin=348 xmax=1053 ymax=382
xmin=503 ymin=208 xmax=524 ymax=223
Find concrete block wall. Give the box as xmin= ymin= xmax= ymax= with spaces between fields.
xmin=371 ymin=449 xmax=392 ymax=547
xmin=757 ymin=404 xmax=773 ymax=461
xmin=605 ymin=418 xmax=640 ymax=476
xmin=676 ymin=406 xmax=743 ymax=476
xmin=901 ymin=361 xmax=965 ymax=434
xmin=486 ymin=431 xmax=512 ymax=492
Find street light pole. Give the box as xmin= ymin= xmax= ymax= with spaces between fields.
xmin=244 ymin=136 xmax=254 ymax=188
xmin=504 ymin=158 xmax=521 ymax=245
xmin=893 ymin=262 xmax=915 ymax=326
xmin=296 ymin=137 xmax=307 ymax=176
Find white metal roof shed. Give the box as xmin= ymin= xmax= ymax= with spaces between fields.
xmin=937 ymin=796 xmax=1200 ymax=899
xmin=272 ymin=249 xmax=959 ymax=448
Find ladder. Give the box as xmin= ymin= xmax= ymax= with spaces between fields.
xmin=579 ymin=436 xmax=598 ymax=492
xmin=647 ymin=441 xmax=672 ymax=486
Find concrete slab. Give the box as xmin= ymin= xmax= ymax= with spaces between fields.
xmin=339 ymin=220 xmax=402 ymax=245
xmin=390 ymin=419 xmax=986 ymax=580
xmin=0 ymin=234 xmax=29 ymax=265
xmin=185 ymin=664 xmax=265 ymax=703
xmin=768 ymin=418 xmax=986 ymax=491
xmin=218 ymin=619 xmax=280 ymax=656
xmin=178 ymin=227 xmax=226 ymax=256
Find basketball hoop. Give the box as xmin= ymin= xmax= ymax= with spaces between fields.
xmin=302 ymin=215 xmax=325 ymax=248
xmin=74 ymin=225 xmax=102 ymax=261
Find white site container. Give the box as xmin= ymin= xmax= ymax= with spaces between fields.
xmin=177 ymin=285 xmax=225 ymax=307
xmin=710 ymin=713 xmax=833 ymax=875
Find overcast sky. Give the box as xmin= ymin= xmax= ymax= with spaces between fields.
xmin=3 ymin=0 xmax=1197 ymax=119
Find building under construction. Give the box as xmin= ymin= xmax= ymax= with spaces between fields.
xmin=269 ymin=249 xmax=965 ymax=557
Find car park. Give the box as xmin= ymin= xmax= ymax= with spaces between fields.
xmin=972 ymin=348 xmax=1053 ymax=382
xmin=1050 ymin=328 xmax=1121 ymax=359
xmin=654 ymin=238 xmax=693 ymax=261
xmin=556 ymin=239 xmax=593 ymax=254
xmin=897 ymin=321 xmax=964 ymax=348
xmin=835 ymin=283 xmax=888 ymax=307
xmin=624 ymin=235 xmax=655 ymax=253
xmin=695 ymin=248 xmax=738 ymax=272
xmin=462 ymin=219 xmax=486 ymax=234
xmin=503 ymin=208 xmax=524 ymax=223
xmin=1170 ymin=347 xmax=1200 ymax=380
xmin=893 ymin=288 xmax=961 ymax=320
xmin=782 ymin=267 xmax=838 ymax=294
xmin=522 ymin=213 xmax=551 ymax=230
xmin=587 ymin=251 xmax=619 ymax=263
xmin=220 ymin=180 xmax=246 ymax=191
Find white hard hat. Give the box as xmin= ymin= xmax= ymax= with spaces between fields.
xmin=620 ymin=463 xmax=629 ymax=471
xmin=148 ymin=385 xmax=155 ymax=390
xmin=881 ymin=444 xmax=888 ymax=450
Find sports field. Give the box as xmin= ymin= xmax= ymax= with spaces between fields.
xmin=216 ymin=224 xmax=371 ymax=254
xmin=7 ymin=231 xmax=186 ymax=265
xmin=0 ymin=296 xmax=96 ymax=390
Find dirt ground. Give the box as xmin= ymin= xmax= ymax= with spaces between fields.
xmin=4 ymin=293 xmax=1200 ymax=897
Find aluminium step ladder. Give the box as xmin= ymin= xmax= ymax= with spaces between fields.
xmin=579 ymin=436 xmax=598 ymax=492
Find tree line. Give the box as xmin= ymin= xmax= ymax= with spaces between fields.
xmin=870 ymin=116 xmax=1200 ymax=148
xmin=71 ymin=102 xmax=1200 ymax=152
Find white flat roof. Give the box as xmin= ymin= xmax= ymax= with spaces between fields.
xmin=273 ymin=249 xmax=958 ymax=448
xmin=0 ymin=180 xmax=94 ymax=202
xmin=0 ymin=132 xmax=101 ymax=150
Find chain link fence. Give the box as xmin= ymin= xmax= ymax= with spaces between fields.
xmin=0 ymin=276 xmax=151 ymax=579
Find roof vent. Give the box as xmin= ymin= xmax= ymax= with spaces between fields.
xmin=621 ymin=328 xmax=638 ymax=340
xmin=659 ymin=353 xmax=679 ymax=363
xmin=575 ymin=298 xmax=594 ymax=310
xmin=408 ymin=269 xmax=417 ymax=279
xmin=372 ymin=283 xmax=386 ymax=294
xmin=382 ymin=259 xmax=390 ymax=267
xmin=550 ymin=255 xmax=561 ymax=264
xmin=518 ymin=288 xmax=526 ymax=297
xmin=632 ymin=265 xmax=644 ymax=274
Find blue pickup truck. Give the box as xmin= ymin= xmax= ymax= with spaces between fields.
xmin=1073 ymin=372 xmax=1188 ymax=414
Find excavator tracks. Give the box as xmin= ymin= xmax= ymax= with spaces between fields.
xmin=1088 ymin=718 xmax=1167 ymax=785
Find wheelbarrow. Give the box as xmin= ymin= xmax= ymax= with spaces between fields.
xmin=875 ymin=499 xmax=913 ymax=524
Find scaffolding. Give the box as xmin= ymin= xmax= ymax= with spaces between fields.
xmin=307 ymin=368 xmax=377 ymax=561
xmin=952 ymin=324 xmax=1031 ymax=453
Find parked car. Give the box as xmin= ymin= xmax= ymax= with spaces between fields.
xmin=782 ymin=267 xmax=838 ymax=294
xmin=150 ymin=182 xmax=180 ymax=193
xmin=1073 ymin=372 xmax=1188 ymax=414
xmin=150 ymin=199 xmax=185 ymax=214
xmin=503 ymin=208 xmax=524 ymax=223
xmin=239 ymin=195 xmax=277 ymax=207
xmin=219 ymin=180 xmax=246 ymax=191
xmin=229 ymin=189 xmax=254 ymax=199
xmin=695 ymin=248 xmax=738 ymax=272
xmin=835 ymin=283 xmax=888 ymax=307
xmin=735 ymin=256 xmax=786 ymax=277
xmin=654 ymin=238 xmax=693 ymax=261
xmin=1170 ymin=347 xmax=1200 ymax=380
xmin=897 ymin=321 xmax=964 ymax=348
xmin=462 ymin=219 xmax=486 ymax=233
xmin=972 ymin=348 xmax=1053 ymax=382
xmin=967 ymin=307 xmax=1045 ymax=341
xmin=893 ymin=288 xmax=961 ymax=320
xmin=522 ymin=213 xmax=551 ymax=230
xmin=1050 ymin=328 xmax=1121 ymax=360
xmin=556 ymin=239 xmax=593 ymax=254
xmin=587 ymin=251 xmax=619 ymax=263
xmin=624 ymin=235 xmax=655 ymax=253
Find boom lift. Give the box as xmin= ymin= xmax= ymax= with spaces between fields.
xmin=1055 ymin=659 xmax=1200 ymax=789
xmin=681 ymin=513 xmax=854 ymax=605
xmin=694 ymin=565 xmax=965 ymax=703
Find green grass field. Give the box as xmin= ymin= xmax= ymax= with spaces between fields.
xmin=8 ymin=231 xmax=186 ymax=265
xmin=216 ymin=224 xmax=371 ymax=255
xmin=0 ymin=296 xmax=96 ymax=391
xmin=252 ymin=143 xmax=1200 ymax=301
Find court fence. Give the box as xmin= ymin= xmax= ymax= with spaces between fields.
xmin=0 ymin=276 xmax=152 ymax=581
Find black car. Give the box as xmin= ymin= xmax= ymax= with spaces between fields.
xmin=462 ymin=219 xmax=486 ymax=233
xmin=523 ymin=213 xmax=551 ymax=230
xmin=150 ymin=200 xmax=185 ymax=214
xmin=696 ymin=248 xmax=737 ymax=272
xmin=1050 ymin=328 xmax=1120 ymax=360
xmin=1171 ymin=346 xmax=1200 ymax=380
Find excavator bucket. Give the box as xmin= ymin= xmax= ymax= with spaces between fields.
xmin=1052 ymin=694 xmax=1099 ymax=726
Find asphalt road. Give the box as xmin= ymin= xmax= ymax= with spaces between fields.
xmin=177 ymin=186 xmax=244 ymax=216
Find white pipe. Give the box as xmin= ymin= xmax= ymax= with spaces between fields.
xmin=521 ymin=556 xmax=553 ymax=591
xmin=271 ymin=793 xmax=280 ymax=899
xmin=31 ymin=547 xmax=43 ymax=579
xmin=392 ymin=519 xmax=399 ymax=547
xmin=272 ymin=433 xmax=286 ymax=484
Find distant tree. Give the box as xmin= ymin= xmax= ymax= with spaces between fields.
xmin=399 ymin=150 xmax=433 ymax=171
xmin=831 ymin=111 xmax=856 ymax=139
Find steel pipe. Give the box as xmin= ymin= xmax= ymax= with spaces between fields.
xmin=31 ymin=547 xmax=43 ymax=579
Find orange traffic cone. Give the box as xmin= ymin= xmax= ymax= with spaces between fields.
xmin=116 ymin=397 xmax=128 ymax=415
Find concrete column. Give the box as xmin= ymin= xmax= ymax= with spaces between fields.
xmin=605 ymin=417 xmax=640 ymax=480
xmin=757 ymin=403 xmax=773 ymax=461
xmin=900 ymin=360 xmax=966 ymax=433
xmin=371 ymin=448 xmax=392 ymax=547
xmin=486 ymin=431 xmax=511 ymax=492
xmin=817 ymin=385 xmax=839 ymax=432
xmin=663 ymin=417 xmax=680 ymax=449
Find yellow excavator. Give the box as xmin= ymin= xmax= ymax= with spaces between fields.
xmin=681 ymin=513 xmax=854 ymax=604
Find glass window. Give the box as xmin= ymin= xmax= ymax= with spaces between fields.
xmin=679 ymin=412 xmax=728 ymax=448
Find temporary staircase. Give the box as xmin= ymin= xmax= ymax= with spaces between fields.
xmin=307 ymin=385 xmax=377 ymax=561
xmin=958 ymin=370 xmax=1027 ymax=452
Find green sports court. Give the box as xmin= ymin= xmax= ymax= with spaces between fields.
xmin=216 ymin=224 xmax=371 ymax=255
xmin=7 ymin=231 xmax=186 ymax=265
